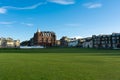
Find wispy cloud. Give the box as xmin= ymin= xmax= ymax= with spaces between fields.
xmin=83 ymin=2 xmax=102 ymax=9
xmin=0 ymin=0 xmax=74 ymax=14
xmin=65 ymin=23 xmax=81 ymax=27
xmin=73 ymin=36 xmax=83 ymax=39
xmin=48 ymin=0 xmax=75 ymax=5
xmin=21 ymin=22 xmax=34 ymax=27
xmin=0 ymin=21 xmax=34 ymax=27
xmin=2 ymin=2 xmax=46 ymax=10
xmin=0 ymin=2 xmax=46 ymax=14
xmin=0 ymin=8 xmax=7 ymax=14
xmin=26 ymin=23 xmax=34 ymax=27
xmin=0 ymin=21 xmax=15 ymax=25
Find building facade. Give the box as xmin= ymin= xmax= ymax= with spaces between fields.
xmin=77 ymin=39 xmax=85 ymax=47
xmin=68 ymin=40 xmax=79 ymax=47
xmin=32 ymin=29 xmax=56 ymax=47
xmin=92 ymin=33 xmax=120 ymax=49
xmin=82 ymin=37 xmax=93 ymax=48
xmin=0 ymin=37 xmax=20 ymax=48
xmin=55 ymin=40 xmax=61 ymax=46
xmin=60 ymin=37 xmax=78 ymax=47
xmin=68 ymin=38 xmax=79 ymax=47
xmin=60 ymin=36 xmax=69 ymax=47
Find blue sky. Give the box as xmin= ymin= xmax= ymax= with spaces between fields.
xmin=0 ymin=0 xmax=120 ymax=41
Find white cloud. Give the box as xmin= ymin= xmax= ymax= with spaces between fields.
xmin=83 ymin=2 xmax=102 ymax=9
xmin=74 ymin=36 xmax=83 ymax=39
xmin=21 ymin=22 xmax=34 ymax=27
xmin=69 ymin=36 xmax=83 ymax=39
xmin=2 ymin=2 xmax=46 ymax=10
xmin=48 ymin=0 xmax=75 ymax=5
xmin=0 ymin=0 xmax=73 ymax=14
xmin=65 ymin=23 xmax=81 ymax=27
xmin=0 ymin=2 xmax=46 ymax=14
xmin=26 ymin=23 xmax=34 ymax=27
xmin=0 ymin=8 xmax=7 ymax=14
xmin=0 ymin=21 xmax=15 ymax=24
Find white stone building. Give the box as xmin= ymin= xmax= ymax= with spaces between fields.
xmin=68 ymin=40 xmax=79 ymax=47
xmin=82 ymin=40 xmax=93 ymax=48
xmin=82 ymin=37 xmax=93 ymax=48
xmin=0 ymin=37 xmax=20 ymax=48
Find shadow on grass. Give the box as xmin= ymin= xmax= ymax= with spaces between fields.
xmin=0 ymin=48 xmax=120 ymax=55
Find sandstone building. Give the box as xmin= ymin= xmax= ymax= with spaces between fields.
xmin=31 ymin=29 xmax=56 ymax=47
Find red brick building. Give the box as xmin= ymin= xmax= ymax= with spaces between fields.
xmin=32 ymin=29 xmax=56 ymax=47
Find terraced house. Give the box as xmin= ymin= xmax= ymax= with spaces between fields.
xmin=92 ymin=33 xmax=120 ymax=49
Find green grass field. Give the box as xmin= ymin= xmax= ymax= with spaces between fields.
xmin=0 ymin=48 xmax=120 ymax=80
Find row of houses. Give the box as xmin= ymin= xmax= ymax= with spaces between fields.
xmin=58 ymin=33 xmax=120 ymax=49
xmin=92 ymin=33 xmax=120 ymax=49
xmin=1 ymin=30 xmax=120 ymax=49
xmin=59 ymin=36 xmax=85 ymax=47
xmin=0 ymin=37 xmax=20 ymax=48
